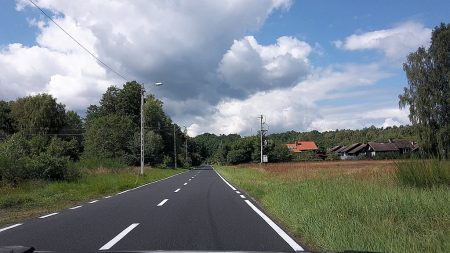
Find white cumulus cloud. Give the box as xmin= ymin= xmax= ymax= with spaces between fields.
xmin=2 ymin=0 xmax=292 ymax=112
xmin=218 ymin=36 xmax=312 ymax=96
xmin=188 ymin=63 xmax=397 ymax=136
xmin=334 ymin=21 xmax=431 ymax=61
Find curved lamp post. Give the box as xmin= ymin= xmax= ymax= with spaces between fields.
xmin=141 ymin=82 xmax=163 ymax=176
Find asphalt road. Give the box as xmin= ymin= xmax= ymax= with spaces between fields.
xmin=0 ymin=166 xmax=304 ymax=252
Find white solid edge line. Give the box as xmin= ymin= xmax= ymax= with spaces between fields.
xmin=214 ymin=169 xmax=237 ymax=191
xmin=89 ymin=200 xmax=99 ymax=203
xmin=244 ymin=200 xmax=304 ymax=251
xmin=157 ymin=199 xmax=169 ymax=206
xmin=214 ymin=166 xmax=303 ymax=251
xmin=240 ymin=194 xmax=246 ymax=199
xmin=104 ymin=196 xmax=112 ymax=199
xmin=117 ymin=190 xmax=129 ymax=195
xmin=0 ymin=223 xmax=23 ymax=233
xmin=174 ymin=188 xmax=181 ymax=193
xmin=70 ymin=205 xmax=82 ymax=210
xmin=39 ymin=213 xmax=58 ymax=219
xmin=99 ymin=223 xmax=139 ymax=250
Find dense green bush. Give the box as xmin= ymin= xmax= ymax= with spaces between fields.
xmin=0 ymin=155 xmax=27 ymax=183
xmin=292 ymin=151 xmax=319 ymax=161
xmin=83 ymin=114 xmax=134 ymax=160
xmin=395 ymin=159 xmax=450 ymax=188
xmin=227 ymin=149 xmax=249 ymax=164
xmin=267 ymin=143 xmax=292 ymax=162
xmin=160 ymin=155 xmax=174 ymax=169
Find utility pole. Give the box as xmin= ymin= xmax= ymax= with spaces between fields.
xmin=140 ymin=82 xmax=163 ymax=176
xmin=173 ymin=124 xmax=177 ymax=168
xmin=184 ymin=126 xmax=188 ymax=163
xmin=258 ymin=115 xmax=264 ymax=164
xmin=140 ymin=84 xmax=145 ymax=176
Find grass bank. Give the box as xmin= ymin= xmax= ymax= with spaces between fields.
xmin=216 ymin=162 xmax=450 ymax=253
xmin=0 ymin=167 xmax=184 ymax=226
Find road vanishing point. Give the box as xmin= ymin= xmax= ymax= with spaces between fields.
xmin=0 ymin=166 xmax=304 ymax=252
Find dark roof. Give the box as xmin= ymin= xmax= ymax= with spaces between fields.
xmin=348 ymin=144 xmax=368 ymax=154
xmin=390 ymin=139 xmax=415 ymax=149
xmin=335 ymin=145 xmax=348 ymax=153
xmin=368 ymin=142 xmax=399 ymax=152
xmin=341 ymin=143 xmax=362 ymax=153
xmin=329 ymin=145 xmax=342 ymax=152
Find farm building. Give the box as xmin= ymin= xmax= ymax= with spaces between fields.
xmin=329 ymin=145 xmax=342 ymax=152
xmin=367 ymin=139 xmax=417 ymax=157
xmin=332 ymin=139 xmax=417 ymax=159
xmin=286 ymin=141 xmax=318 ymax=153
xmin=337 ymin=143 xmax=368 ymax=160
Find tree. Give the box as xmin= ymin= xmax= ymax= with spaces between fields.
xmin=0 ymin=101 xmax=14 ymax=139
xmin=268 ymin=142 xmax=292 ymax=162
xmin=399 ymin=23 xmax=450 ymax=158
xmin=83 ymin=114 xmax=134 ymax=160
xmin=10 ymin=94 xmax=66 ymax=134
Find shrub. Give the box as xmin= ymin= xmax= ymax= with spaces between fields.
xmin=160 ymin=155 xmax=173 ymax=169
xmin=326 ymin=153 xmax=340 ymax=161
xmin=0 ymin=155 xmax=27 ymax=183
xmin=27 ymin=153 xmax=70 ymax=180
xmin=395 ymin=159 xmax=450 ymax=188
xmin=227 ymin=149 xmax=249 ymax=164
xmin=47 ymin=137 xmax=80 ymax=161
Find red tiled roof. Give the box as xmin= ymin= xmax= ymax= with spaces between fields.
xmin=286 ymin=141 xmax=318 ymax=152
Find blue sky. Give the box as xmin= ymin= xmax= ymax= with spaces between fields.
xmin=0 ymin=0 xmax=449 ymax=135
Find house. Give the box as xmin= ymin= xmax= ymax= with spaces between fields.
xmin=366 ymin=142 xmax=399 ymax=157
xmin=286 ymin=141 xmax=318 ymax=153
xmin=329 ymin=145 xmax=342 ymax=153
xmin=388 ymin=139 xmax=416 ymax=154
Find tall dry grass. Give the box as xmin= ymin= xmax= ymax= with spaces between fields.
xmin=238 ymin=160 xmax=396 ymax=184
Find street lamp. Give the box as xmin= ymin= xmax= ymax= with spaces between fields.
xmin=141 ymin=82 xmax=163 ymax=176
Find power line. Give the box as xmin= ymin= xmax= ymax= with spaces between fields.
xmin=28 ymin=0 xmax=129 ymax=82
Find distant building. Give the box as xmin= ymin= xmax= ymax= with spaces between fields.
xmin=367 ymin=142 xmax=399 ymax=157
xmin=329 ymin=145 xmax=342 ymax=153
xmin=286 ymin=141 xmax=318 ymax=153
xmin=337 ymin=143 xmax=368 ymax=160
xmin=332 ymin=139 xmax=417 ymax=159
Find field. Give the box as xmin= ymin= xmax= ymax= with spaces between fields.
xmin=216 ymin=160 xmax=450 ymax=253
xmin=0 ymin=167 xmax=184 ymax=226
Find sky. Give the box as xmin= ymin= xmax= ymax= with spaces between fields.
xmin=0 ymin=0 xmax=449 ymax=136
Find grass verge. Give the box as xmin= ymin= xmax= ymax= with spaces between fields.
xmin=216 ymin=164 xmax=450 ymax=253
xmin=0 ymin=167 xmax=185 ymax=226
xmin=395 ymin=159 xmax=450 ymax=187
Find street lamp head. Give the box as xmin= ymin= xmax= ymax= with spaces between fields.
xmin=154 ymin=82 xmax=163 ymax=86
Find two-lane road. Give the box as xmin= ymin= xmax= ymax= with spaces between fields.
xmin=0 ymin=166 xmax=304 ymax=252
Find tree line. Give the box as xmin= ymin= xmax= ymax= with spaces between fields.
xmin=191 ymin=125 xmax=418 ymax=164
xmin=0 ymin=81 xmax=203 ymax=183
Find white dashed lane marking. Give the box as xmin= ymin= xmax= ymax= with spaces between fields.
xmin=0 ymin=223 xmax=22 ymax=233
xmin=70 ymin=205 xmax=82 ymax=210
xmin=174 ymin=188 xmax=181 ymax=193
xmin=157 ymin=199 xmax=169 ymax=206
xmin=39 ymin=213 xmax=58 ymax=219
xmin=99 ymin=223 xmax=139 ymax=250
